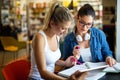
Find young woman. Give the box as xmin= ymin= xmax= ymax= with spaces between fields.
xmin=28 ymin=1 xmax=87 ymax=80
xmin=63 ymin=4 xmax=116 ymax=67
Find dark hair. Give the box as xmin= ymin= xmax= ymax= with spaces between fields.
xmin=77 ymin=4 xmax=95 ymax=19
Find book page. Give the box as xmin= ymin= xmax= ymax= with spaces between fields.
xmin=80 ymin=62 xmax=109 ymax=72
xmin=58 ymin=63 xmax=88 ymax=77
xmin=103 ymin=62 xmax=120 ymax=73
xmin=58 ymin=63 xmax=106 ymax=80
xmin=103 ymin=67 xmax=118 ymax=73
xmin=113 ymin=63 xmax=120 ymax=71
xmin=58 ymin=62 xmax=108 ymax=77
xmin=85 ymin=62 xmax=109 ymax=69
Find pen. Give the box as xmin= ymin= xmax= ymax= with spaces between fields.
xmin=70 ymin=46 xmax=81 ymax=65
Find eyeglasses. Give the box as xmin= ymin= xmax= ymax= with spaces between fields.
xmin=78 ymin=20 xmax=92 ymax=28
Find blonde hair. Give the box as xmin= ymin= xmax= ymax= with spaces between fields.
xmin=41 ymin=1 xmax=73 ymax=30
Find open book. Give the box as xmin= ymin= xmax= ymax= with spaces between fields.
xmin=58 ymin=62 xmax=108 ymax=78
xmin=103 ymin=62 xmax=120 ymax=73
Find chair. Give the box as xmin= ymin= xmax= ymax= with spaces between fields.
xmin=0 ymin=36 xmax=26 ymax=66
xmin=2 ymin=59 xmax=31 ymax=80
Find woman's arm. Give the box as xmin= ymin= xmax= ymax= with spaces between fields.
xmin=56 ymin=56 xmax=75 ymax=67
xmin=99 ymin=30 xmax=113 ymax=58
xmin=33 ymin=33 xmax=66 ymax=80
xmin=99 ymin=30 xmax=116 ymax=66
xmin=33 ymin=33 xmax=87 ymax=80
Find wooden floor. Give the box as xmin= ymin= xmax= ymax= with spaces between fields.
xmin=0 ymin=49 xmax=28 ymax=80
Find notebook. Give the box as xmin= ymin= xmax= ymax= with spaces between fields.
xmin=58 ymin=62 xmax=108 ymax=78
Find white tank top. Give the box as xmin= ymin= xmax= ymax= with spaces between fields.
xmin=80 ymin=47 xmax=92 ymax=62
xmin=29 ymin=30 xmax=61 ymax=79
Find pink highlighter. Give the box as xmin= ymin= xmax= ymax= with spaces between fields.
xmin=70 ymin=57 xmax=82 ymax=65
xmin=76 ymin=46 xmax=80 ymax=49
xmin=70 ymin=46 xmax=82 ymax=65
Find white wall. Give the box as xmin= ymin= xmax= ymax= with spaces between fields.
xmin=116 ymin=0 xmax=120 ymax=62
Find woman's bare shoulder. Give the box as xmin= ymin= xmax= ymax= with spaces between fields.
xmin=32 ymin=32 xmax=45 ymax=46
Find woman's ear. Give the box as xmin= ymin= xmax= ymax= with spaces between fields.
xmin=76 ymin=16 xmax=79 ymax=20
xmin=50 ymin=20 xmax=54 ymax=27
xmin=75 ymin=16 xmax=79 ymax=23
xmin=91 ymin=22 xmax=94 ymax=27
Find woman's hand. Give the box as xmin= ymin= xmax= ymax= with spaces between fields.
xmin=73 ymin=45 xmax=80 ymax=59
xmin=67 ymin=71 xmax=88 ymax=80
xmin=106 ymin=56 xmax=116 ymax=67
xmin=64 ymin=56 xmax=76 ymax=67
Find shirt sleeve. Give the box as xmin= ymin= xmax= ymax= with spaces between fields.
xmin=62 ymin=36 xmax=72 ymax=60
xmin=99 ymin=30 xmax=113 ymax=59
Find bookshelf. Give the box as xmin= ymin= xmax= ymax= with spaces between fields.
xmin=27 ymin=2 xmax=49 ymax=39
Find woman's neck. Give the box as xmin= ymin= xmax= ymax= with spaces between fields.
xmin=44 ymin=28 xmax=56 ymax=39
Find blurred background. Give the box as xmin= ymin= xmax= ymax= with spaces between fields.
xmin=0 ymin=0 xmax=120 ymax=80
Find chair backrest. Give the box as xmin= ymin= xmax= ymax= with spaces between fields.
xmin=0 ymin=36 xmax=18 ymax=47
xmin=0 ymin=36 xmax=26 ymax=50
xmin=2 ymin=59 xmax=31 ymax=80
